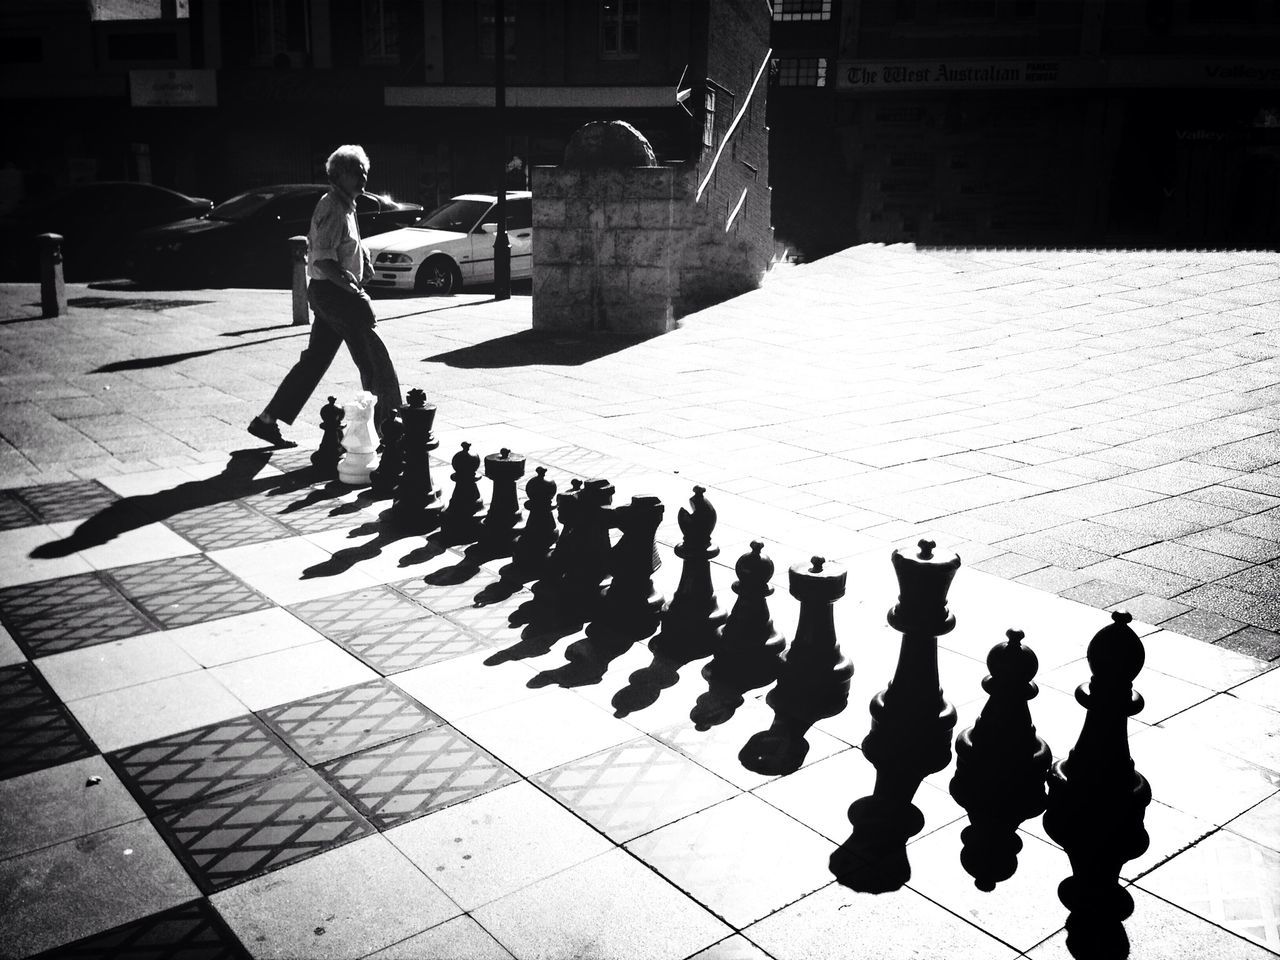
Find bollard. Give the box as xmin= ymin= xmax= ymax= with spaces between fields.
xmin=38 ymin=233 xmax=66 ymax=318
xmin=289 ymin=235 xmax=309 ymax=325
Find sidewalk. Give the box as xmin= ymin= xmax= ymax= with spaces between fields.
xmin=0 ymin=245 xmax=1277 ymax=959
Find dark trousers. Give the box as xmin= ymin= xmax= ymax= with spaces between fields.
xmin=265 ymin=279 xmax=403 ymax=429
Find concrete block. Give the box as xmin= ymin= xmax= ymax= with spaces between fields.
xmin=628 ymin=266 xmax=673 ymax=298
xmin=604 ymin=201 xmax=641 ymax=229
xmin=533 ymin=198 xmax=566 ymax=228
xmin=623 ymin=166 xmax=679 ymax=200
xmin=637 ymin=201 xmax=674 ymax=230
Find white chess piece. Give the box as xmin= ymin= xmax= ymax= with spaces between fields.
xmin=337 ymin=391 xmax=379 ymax=486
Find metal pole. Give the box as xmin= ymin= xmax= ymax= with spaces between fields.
xmin=493 ymin=0 xmax=511 ymax=300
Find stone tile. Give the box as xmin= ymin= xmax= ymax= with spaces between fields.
xmin=366 ymin=915 xmax=514 ymax=960
xmin=1128 ymin=726 xmax=1280 ymax=825
xmin=0 ymin=819 xmax=199 ymax=958
xmin=108 ymin=554 xmax=272 ymax=630
xmin=0 ymin=524 xmax=94 ymax=588
xmin=27 ymin=898 xmax=252 ymax=959
xmin=0 ymin=755 xmax=144 ymax=860
xmin=1121 ymin=541 xmax=1252 ymax=582
xmin=1141 ymin=627 xmax=1273 ymax=690
xmin=0 ymin=572 xmax=155 ymax=659
xmin=453 ymin=690 xmax=639 ymax=775
xmin=744 ymin=881 xmax=1019 ymax=960
xmin=1137 ymin=829 xmax=1280 ymax=954
xmin=1231 ymin=667 xmax=1280 ymax=711
xmin=208 ymin=536 xmax=381 ymax=606
xmin=1218 ymin=562 xmax=1280 ymax=599
xmin=1160 ymin=608 xmax=1248 ymax=643
xmin=65 ymin=669 xmax=247 ymax=753
xmin=971 ymin=551 xmax=1048 ymax=579
xmin=1058 ymin=579 xmax=1141 ymax=609
xmin=626 ymin=792 xmax=835 ymax=928
xmin=390 ymin=650 xmax=545 ymax=722
xmin=1075 ymin=558 xmax=1199 ymax=600
xmin=472 ymin=848 xmax=732 ymax=960
xmin=0 ymin=623 xmax=23 ymax=667
xmin=1159 ymin=694 xmax=1280 ymax=771
xmin=1177 ymin=584 xmax=1280 ymax=632
xmin=35 ymin=631 xmax=201 ymax=702
xmin=0 ymin=662 xmax=97 ymax=780
xmin=1217 ymin=627 xmax=1280 ymax=662
xmin=1024 ymin=884 xmax=1278 ymax=960
xmin=386 ymin=780 xmax=615 ymax=911
xmin=211 ymin=834 xmax=460 ymax=960
xmin=1015 ymin=565 xmax=1095 ymax=594
xmin=1175 ymin=528 xmax=1280 ymax=564
xmin=165 ymin=606 xmax=327 ymax=667
xmin=47 ymin=517 xmax=201 ymax=572
xmin=907 ymin=820 xmax=1070 ymax=951
xmin=1040 ymin=659 xmax=1213 ymax=726
xmin=209 ymin=640 xmax=378 ymax=712
xmin=684 ymin=935 xmax=775 ymax=960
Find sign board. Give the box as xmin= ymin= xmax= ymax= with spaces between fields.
xmin=129 ymin=69 xmax=216 ymax=107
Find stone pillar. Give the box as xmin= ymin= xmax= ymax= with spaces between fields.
xmin=290 ymin=236 xmax=309 ymax=326
xmin=38 ymin=233 xmax=66 ymax=318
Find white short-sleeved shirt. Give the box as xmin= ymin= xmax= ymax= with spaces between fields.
xmin=306 ymin=187 xmax=364 ymax=281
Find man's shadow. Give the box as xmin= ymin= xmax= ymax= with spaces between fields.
xmin=29 ymin=447 xmax=314 ymax=559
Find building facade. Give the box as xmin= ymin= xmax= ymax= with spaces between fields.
xmin=767 ymin=0 xmax=1280 ymax=256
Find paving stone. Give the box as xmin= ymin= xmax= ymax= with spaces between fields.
xmin=1216 ymin=628 xmax=1280 ymax=662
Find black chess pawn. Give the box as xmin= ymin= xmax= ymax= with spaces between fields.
xmin=440 ymin=442 xmax=484 ymax=543
xmin=478 ymin=448 xmax=525 ymax=553
xmin=534 ymin=477 xmax=583 ymax=600
xmin=389 ymin=388 xmax=442 ymax=532
xmin=511 ymin=467 xmax=558 ymax=577
xmin=657 ymin=486 xmax=727 ymax=657
xmin=830 ymin=540 xmax=960 ymax=889
xmin=311 ymin=396 xmax=344 ymax=477
xmin=369 ymin=409 xmax=404 ymax=498
xmin=702 ymin=541 xmax=786 ymax=692
xmin=949 ymin=628 xmax=1052 ymax=891
xmin=595 ymin=495 xmax=665 ymax=637
xmin=1043 ymin=611 xmax=1151 ymax=960
xmin=767 ymin=555 xmax=852 ymax=722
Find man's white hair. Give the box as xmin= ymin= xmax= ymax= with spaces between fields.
xmin=326 ymin=144 xmax=370 ymax=181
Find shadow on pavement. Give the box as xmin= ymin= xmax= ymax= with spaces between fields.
xmin=90 ymin=331 xmax=307 ymax=373
xmin=425 ymin=329 xmax=646 ymax=368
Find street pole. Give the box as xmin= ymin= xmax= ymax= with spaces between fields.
xmin=493 ymin=0 xmax=511 ymax=300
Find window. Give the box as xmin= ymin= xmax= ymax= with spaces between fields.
xmin=254 ymin=0 xmax=309 ymax=65
xmin=362 ymin=0 xmax=399 ymax=64
xmin=479 ymin=2 xmax=516 ymax=60
xmin=771 ymin=0 xmax=832 ymax=21
xmin=91 ymin=0 xmax=189 ymax=19
xmin=702 ymin=89 xmax=716 ymax=148
xmin=505 ymin=199 xmax=533 ymax=230
xmin=600 ymin=0 xmax=638 ymax=57
xmin=771 ymin=57 xmax=827 ymax=87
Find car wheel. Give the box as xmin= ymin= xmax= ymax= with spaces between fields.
xmin=414 ymin=256 xmax=460 ymax=295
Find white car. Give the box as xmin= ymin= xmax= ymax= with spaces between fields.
xmin=364 ymin=191 xmax=532 ymax=294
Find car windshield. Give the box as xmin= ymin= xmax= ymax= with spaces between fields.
xmin=413 ymin=198 xmax=490 ymax=232
xmin=209 ymin=190 xmax=281 ymax=222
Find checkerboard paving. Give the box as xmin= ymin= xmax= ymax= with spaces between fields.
xmin=1 ymin=464 xmax=1277 ymax=959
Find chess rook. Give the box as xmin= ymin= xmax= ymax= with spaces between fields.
xmin=511 ymin=466 xmax=558 ymax=575
xmin=389 ymin=388 xmax=442 ymax=532
xmin=596 ymin=494 xmax=665 ymax=635
xmin=440 ymin=442 xmax=484 ymax=543
xmin=949 ymin=628 xmax=1052 ymax=891
xmin=766 ymin=556 xmax=851 ymax=721
xmin=703 ymin=540 xmax=785 ymax=692
xmin=479 ymin=448 xmax=525 ymax=553
xmin=337 ymin=391 xmax=379 ymax=486
xmin=311 ymin=396 xmax=344 ymax=477
xmin=1043 ymin=611 xmax=1151 ymax=960
xmin=659 ymin=486 xmax=727 ymax=656
xmin=369 ymin=409 xmax=404 ymax=498
xmin=535 ymin=478 xmax=613 ymax=621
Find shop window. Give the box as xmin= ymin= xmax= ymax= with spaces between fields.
xmin=254 ymin=0 xmax=309 ymax=66
xmin=480 ymin=2 xmax=516 ymax=60
xmin=362 ymin=0 xmax=399 ymax=64
xmin=702 ymin=89 xmax=717 ymax=148
xmin=771 ymin=57 xmax=827 ymax=87
xmin=772 ymin=0 xmax=832 ymax=21
xmin=600 ymin=0 xmax=639 ymax=58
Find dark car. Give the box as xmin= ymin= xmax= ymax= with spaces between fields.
xmin=0 ymin=181 xmax=214 ymax=281
xmin=127 ymin=184 xmax=423 ymax=288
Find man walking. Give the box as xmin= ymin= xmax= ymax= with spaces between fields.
xmin=248 ymin=144 xmax=402 ymax=448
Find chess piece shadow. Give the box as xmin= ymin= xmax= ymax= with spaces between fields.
xmin=610 ymin=632 xmax=702 ymax=719
xmin=689 ymin=681 xmax=746 ymax=731
xmin=395 ymin=538 xmax=448 ymax=568
xmin=421 ymin=558 xmax=483 ymax=586
xmin=949 ymin=628 xmax=1052 ymax=892
xmin=299 ymin=522 xmax=434 ymax=579
xmin=29 ymin=448 xmax=280 ymax=559
xmin=274 ymin=478 xmax=349 ymax=516
xmin=828 ymin=766 xmax=929 ymax=893
xmin=738 ymin=711 xmax=819 ymax=776
xmin=1044 ymin=611 xmax=1152 ymax=960
xmin=528 ymin=618 xmax=653 ymax=690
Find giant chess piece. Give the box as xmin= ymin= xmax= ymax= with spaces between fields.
xmin=1043 ymin=611 xmax=1151 ymax=960
xmin=390 ymin=388 xmax=442 ymax=533
xmin=555 ymin=477 xmax=615 ymax=620
xmin=533 ymin=477 xmax=583 ymax=602
xmin=440 ymin=442 xmax=484 ymax=544
xmin=479 ymin=448 xmax=525 ymax=553
xmin=369 ymin=409 xmax=403 ymax=498
xmin=510 ymin=467 xmax=558 ymax=577
xmin=949 ymin=628 xmax=1052 ymax=891
xmin=311 ymin=396 xmax=344 ymax=477
xmin=338 ymin=391 xmax=379 ymax=486
xmin=657 ymin=486 xmax=727 ymax=657
xmin=830 ymin=539 xmax=959 ymax=890
xmin=595 ymin=495 xmax=664 ymax=637
xmin=768 ymin=556 xmax=852 ymax=721
xmin=702 ymin=540 xmax=786 ymax=693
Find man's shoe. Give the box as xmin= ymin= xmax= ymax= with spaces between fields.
xmin=247 ymin=418 xmax=298 ymax=449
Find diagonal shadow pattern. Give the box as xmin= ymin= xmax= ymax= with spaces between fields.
xmin=425 ymin=330 xmax=646 ymax=369
xmin=91 ymin=331 xmax=306 ymax=373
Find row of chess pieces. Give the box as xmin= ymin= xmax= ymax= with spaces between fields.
xmin=310 ymin=390 xmax=1152 ymax=959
